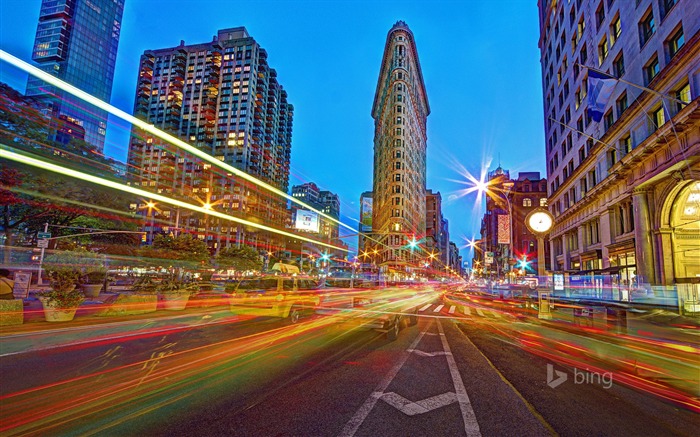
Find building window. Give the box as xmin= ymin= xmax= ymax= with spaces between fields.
xmin=610 ymin=14 xmax=622 ymax=45
xmin=604 ymin=109 xmax=614 ymax=130
xmin=676 ymin=82 xmax=691 ymax=113
xmin=575 ymin=88 xmax=582 ymax=109
xmin=660 ymin=0 xmax=677 ymax=20
xmin=598 ymin=36 xmax=609 ymax=65
xmin=643 ymin=55 xmax=659 ymax=85
xmin=607 ymin=148 xmax=618 ymax=169
xmin=667 ymin=26 xmax=684 ymax=59
xmin=652 ymin=106 xmax=665 ymax=130
xmin=595 ymin=2 xmax=605 ymax=29
xmin=613 ymin=52 xmax=625 ymax=77
xmin=616 ymin=92 xmax=628 ymax=116
xmin=540 ymin=198 xmax=548 ymax=207
xmin=523 ymin=198 xmax=532 ymax=207
xmin=577 ymin=16 xmax=586 ymax=41
xmin=620 ymin=134 xmax=632 ymax=154
xmin=581 ymin=44 xmax=588 ymax=64
xmin=639 ymin=10 xmax=655 ymax=47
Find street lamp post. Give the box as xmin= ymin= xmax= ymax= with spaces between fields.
xmin=502 ymin=181 xmax=515 ymax=284
xmin=146 ymin=201 xmax=156 ymax=245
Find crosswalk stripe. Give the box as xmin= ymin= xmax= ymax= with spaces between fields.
xmin=475 ymin=308 xmax=485 ymax=317
xmin=463 ymin=306 xmax=471 ymax=316
xmin=433 ymin=305 xmax=444 ymax=312
xmin=419 ymin=304 xmax=432 ymax=312
xmin=448 ymin=306 xmax=456 ymax=314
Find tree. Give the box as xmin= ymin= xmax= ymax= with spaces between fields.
xmin=150 ymin=234 xmax=210 ymax=263
xmin=0 ymin=163 xmax=135 ymax=264
xmin=216 ymin=246 xmax=263 ymax=272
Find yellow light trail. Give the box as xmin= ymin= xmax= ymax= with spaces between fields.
xmin=0 ymin=146 xmax=347 ymax=252
xmin=0 ymin=50 xmax=358 ymax=236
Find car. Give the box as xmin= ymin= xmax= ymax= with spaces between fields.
xmin=228 ymin=276 xmax=322 ymax=323
xmin=317 ymin=284 xmax=424 ymax=341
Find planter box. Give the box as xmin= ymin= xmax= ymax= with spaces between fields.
xmin=39 ymin=298 xmax=79 ymax=322
xmin=0 ymin=299 xmax=23 ymax=326
xmin=162 ymin=292 xmax=190 ymax=311
xmin=81 ymin=284 xmax=103 ymax=298
xmin=97 ymin=293 xmax=158 ymax=316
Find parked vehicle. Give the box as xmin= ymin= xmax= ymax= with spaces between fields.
xmin=228 ymin=276 xmax=322 ymax=323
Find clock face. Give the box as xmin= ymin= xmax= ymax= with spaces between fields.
xmin=528 ymin=211 xmax=553 ymax=233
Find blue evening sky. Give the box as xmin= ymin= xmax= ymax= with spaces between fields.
xmin=0 ymin=0 xmax=545 ymax=262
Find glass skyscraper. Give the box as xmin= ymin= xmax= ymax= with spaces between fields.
xmin=27 ymin=0 xmax=124 ymax=151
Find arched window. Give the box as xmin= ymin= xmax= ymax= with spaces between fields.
xmin=523 ymin=198 xmax=532 ymax=207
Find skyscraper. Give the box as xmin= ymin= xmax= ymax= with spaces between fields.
xmin=371 ymin=21 xmax=429 ymax=277
xmin=127 ymin=27 xmax=294 ymax=253
xmin=27 ymin=0 xmax=124 ymax=151
xmin=538 ymin=0 xmax=699 ymax=288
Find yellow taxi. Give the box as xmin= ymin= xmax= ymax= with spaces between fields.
xmin=228 ymin=276 xmax=322 ymax=323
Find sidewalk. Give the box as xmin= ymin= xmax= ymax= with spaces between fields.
xmin=1 ymin=289 xmax=231 ymax=334
xmin=0 ymin=291 xmax=235 ymax=356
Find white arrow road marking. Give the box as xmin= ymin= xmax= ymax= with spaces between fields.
xmin=338 ymin=321 xmax=434 ymax=437
xmin=407 ymin=349 xmax=451 ymax=357
xmin=449 ymin=305 xmax=456 ymax=314
xmin=438 ymin=321 xmax=482 ymax=437
xmin=433 ymin=304 xmax=445 ymax=312
xmin=419 ymin=304 xmax=432 ymax=312
xmin=380 ymin=392 xmax=458 ymax=416
xmin=463 ymin=306 xmax=472 ymax=316
xmin=475 ymin=308 xmax=486 ymax=317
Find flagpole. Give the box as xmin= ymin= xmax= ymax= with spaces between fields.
xmin=577 ymin=63 xmax=687 ymax=107
xmin=547 ymin=116 xmax=621 ymax=152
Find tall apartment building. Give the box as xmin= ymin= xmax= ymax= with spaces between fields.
xmin=127 ymin=27 xmax=294 ymax=254
xmin=27 ymin=0 xmax=124 ymax=151
xmin=371 ymin=21 xmax=430 ymax=277
xmin=538 ymin=0 xmax=699 ymax=290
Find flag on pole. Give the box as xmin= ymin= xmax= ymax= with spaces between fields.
xmin=587 ymin=69 xmax=617 ymax=122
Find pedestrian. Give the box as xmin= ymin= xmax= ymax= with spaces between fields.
xmin=0 ymin=269 xmax=15 ymax=300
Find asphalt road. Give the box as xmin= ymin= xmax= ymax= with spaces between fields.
xmin=1 ymin=294 xmax=698 ymax=436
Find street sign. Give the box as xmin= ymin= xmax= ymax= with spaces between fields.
xmin=38 ymin=232 xmax=51 ymax=239
xmin=37 ymin=239 xmax=49 ymax=248
xmin=484 ymin=252 xmax=494 ymax=265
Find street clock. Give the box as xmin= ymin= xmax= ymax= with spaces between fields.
xmin=525 ymin=208 xmax=554 ymax=235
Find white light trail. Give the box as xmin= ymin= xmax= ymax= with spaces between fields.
xmin=0 ymin=50 xmax=357 ymax=235
xmin=0 ymin=147 xmax=347 ymax=252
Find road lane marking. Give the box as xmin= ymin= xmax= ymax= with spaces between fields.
xmin=449 ymin=306 xmax=456 ymax=314
xmin=437 ymin=321 xmax=482 ymax=436
xmin=407 ymin=349 xmax=451 ymax=357
xmin=338 ymin=321 xmax=434 ymax=437
xmin=433 ymin=305 xmax=445 ymax=312
xmin=380 ymin=392 xmax=457 ymax=416
xmin=419 ymin=304 xmax=432 ymax=312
